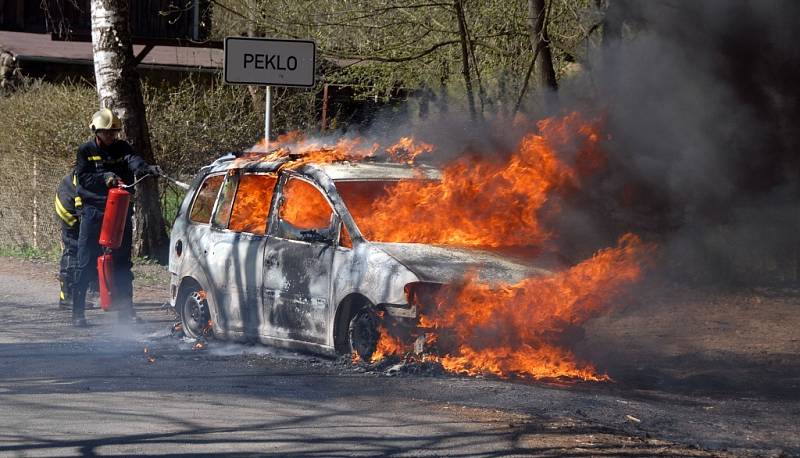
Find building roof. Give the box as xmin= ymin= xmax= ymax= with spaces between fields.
xmin=0 ymin=31 xmax=222 ymax=71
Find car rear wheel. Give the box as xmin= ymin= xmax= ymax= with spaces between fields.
xmin=348 ymin=307 xmax=379 ymax=361
xmin=181 ymin=289 xmax=212 ymax=340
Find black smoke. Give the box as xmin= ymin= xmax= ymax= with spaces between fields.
xmin=555 ymin=0 xmax=800 ymax=285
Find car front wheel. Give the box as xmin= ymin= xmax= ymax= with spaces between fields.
xmin=348 ymin=307 xmax=379 ymax=361
xmin=181 ymin=289 xmax=212 ymax=340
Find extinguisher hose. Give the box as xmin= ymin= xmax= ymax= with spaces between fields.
xmin=120 ymin=173 xmax=190 ymax=190
xmin=119 ymin=174 xmax=151 ymax=189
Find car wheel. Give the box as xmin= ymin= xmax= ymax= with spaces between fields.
xmin=181 ymin=289 xmax=213 ymax=340
xmin=348 ymin=307 xmax=379 ymax=361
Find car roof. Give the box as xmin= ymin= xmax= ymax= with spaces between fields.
xmin=315 ymin=162 xmax=440 ymax=181
xmin=203 ymin=152 xmax=441 ymax=181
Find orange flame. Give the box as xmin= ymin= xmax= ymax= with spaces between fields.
xmin=370 ymin=324 xmax=406 ymax=363
xmin=241 ymin=132 xmax=434 ymax=170
xmin=386 ymin=136 xmax=435 ymax=164
xmin=240 ymin=113 xmax=649 ymax=381
xmin=337 ymin=112 xmax=602 ymax=248
xmin=279 ymin=177 xmax=333 ymax=229
xmin=417 ymin=234 xmax=651 ymax=380
xmin=228 ymin=173 xmax=277 ymax=234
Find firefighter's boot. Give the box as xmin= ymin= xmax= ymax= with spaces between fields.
xmin=58 ymin=280 xmax=72 ymax=310
xmin=72 ymin=285 xmax=89 ymax=327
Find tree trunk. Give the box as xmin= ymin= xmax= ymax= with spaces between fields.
xmin=246 ymin=0 xmax=265 ymax=117
xmin=453 ymin=0 xmax=476 ymax=119
xmin=527 ymin=0 xmax=558 ymax=91
xmin=90 ymin=0 xmax=167 ymax=260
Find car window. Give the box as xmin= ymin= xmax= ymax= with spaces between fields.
xmin=335 ymin=180 xmax=408 ymax=241
xmin=276 ymin=177 xmax=334 ymax=241
xmin=228 ymin=173 xmax=277 ymax=235
xmin=211 ymin=171 xmax=237 ymax=228
xmin=189 ymin=174 xmax=224 ymax=224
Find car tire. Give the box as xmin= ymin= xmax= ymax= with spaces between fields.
xmin=348 ymin=306 xmax=379 ymax=361
xmin=180 ymin=288 xmax=213 ymax=340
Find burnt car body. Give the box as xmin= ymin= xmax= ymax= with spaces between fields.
xmin=169 ymin=152 xmax=550 ymax=357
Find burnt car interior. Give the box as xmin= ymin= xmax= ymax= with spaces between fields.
xmin=274 ymin=175 xmax=339 ymax=244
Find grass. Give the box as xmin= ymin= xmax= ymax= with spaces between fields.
xmin=0 ymin=244 xmax=59 ymax=262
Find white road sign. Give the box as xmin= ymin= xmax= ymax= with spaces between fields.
xmin=224 ymin=37 xmax=316 ymax=87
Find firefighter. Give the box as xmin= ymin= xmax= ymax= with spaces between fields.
xmin=71 ymin=108 xmax=160 ymax=327
xmin=54 ymin=170 xmax=99 ymax=309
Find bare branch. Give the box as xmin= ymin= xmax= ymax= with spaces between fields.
xmin=322 ymin=39 xmax=460 ymax=63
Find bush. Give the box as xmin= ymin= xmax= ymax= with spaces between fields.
xmin=0 ymin=75 xmax=319 ymax=252
xmin=0 ymin=81 xmax=96 ymax=252
xmin=144 ymin=76 xmax=318 ymax=176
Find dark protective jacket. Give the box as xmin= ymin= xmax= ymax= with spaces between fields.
xmin=75 ymin=138 xmax=149 ymax=208
xmin=55 ymin=171 xmax=80 ymax=227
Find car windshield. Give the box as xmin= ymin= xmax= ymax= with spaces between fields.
xmin=335 ymin=179 xmax=432 ymax=243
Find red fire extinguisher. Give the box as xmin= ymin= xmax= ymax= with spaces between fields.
xmin=97 ymin=186 xmax=131 ymax=311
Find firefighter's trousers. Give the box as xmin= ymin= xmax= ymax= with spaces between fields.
xmin=72 ymin=205 xmax=135 ymax=320
xmin=59 ymin=224 xmax=79 ymax=304
xmin=59 ymin=223 xmax=98 ymax=305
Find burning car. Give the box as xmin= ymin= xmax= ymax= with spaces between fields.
xmin=168 ymin=150 xmax=552 ymax=360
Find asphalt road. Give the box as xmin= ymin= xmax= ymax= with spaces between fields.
xmin=0 ymin=257 xmax=797 ymax=457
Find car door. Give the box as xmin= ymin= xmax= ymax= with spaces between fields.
xmin=205 ymin=170 xmax=279 ymax=338
xmin=262 ymin=174 xmax=337 ymax=345
xmin=224 ymin=172 xmax=278 ymax=337
xmin=205 ymin=170 xmax=241 ymax=333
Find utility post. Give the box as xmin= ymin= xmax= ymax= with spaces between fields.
xmin=223 ymin=37 xmax=316 ymax=149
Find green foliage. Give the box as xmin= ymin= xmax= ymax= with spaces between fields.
xmin=144 ymin=77 xmax=262 ymax=173
xmin=213 ymin=0 xmax=604 ymax=111
xmin=0 ymin=77 xmax=296 ymax=253
xmin=160 ymin=185 xmax=187 ymax=232
xmin=144 ymin=76 xmax=319 ymax=176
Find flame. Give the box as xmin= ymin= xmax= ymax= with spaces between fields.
xmin=338 ymin=112 xmax=601 ymax=248
xmin=239 ymin=132 xmax=434 ymax=170
xmin=366 ymin=234 xmax=650 ymax=381
xmin=279 ymin=177 xmax=333 ymax=229
xmin=143 ymin=347 xmax=156 ymax=364
xmin=386 ymin=137 xmax=435 ymax=164
xmin=370 ymin=324 xmax=405 ymax=363
xmin=237 ymin=113 xmax=651 ymax=381
xmin=202 ymin=320 xmax=214 ymax=338
xmin=418 ymin=234 xmax=650 ymax=380
xmin=228 ymin=173 xmax=276 ymax=234
xmin=437 ymin=345 xmax=608 ymax=381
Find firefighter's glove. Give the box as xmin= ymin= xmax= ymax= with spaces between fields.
xmin=103 ymin=172 xmax=120 ymax=188
xmin=147 ymin=165 xmax=162 ymax=177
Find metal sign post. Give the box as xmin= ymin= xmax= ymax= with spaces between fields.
xmin=265 ymin=85 xmax=272 ymax=148
xmin=223 ymin=37 xmax=316 ymax=149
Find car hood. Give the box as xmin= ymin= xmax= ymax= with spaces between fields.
xmin=373 ymin=242 xmax=551 ymax=284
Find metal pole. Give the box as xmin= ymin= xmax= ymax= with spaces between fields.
xmin=321 ymin=83 xmax=329 ymax=131
xmin=264 ymin=85 xmax=272 ymax=149
xmin=192 ymin=0 xmax=200 ymax=40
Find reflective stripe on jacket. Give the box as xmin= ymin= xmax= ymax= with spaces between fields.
xmin=55 ymin=171 xmax=80 ymax=227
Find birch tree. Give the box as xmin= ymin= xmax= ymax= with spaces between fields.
xmin=90 ymin=0 xmax=167 ymax=258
